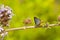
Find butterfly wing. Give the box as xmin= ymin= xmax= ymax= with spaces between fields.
xmin=34 ymin=17 xmax=40 ymax=27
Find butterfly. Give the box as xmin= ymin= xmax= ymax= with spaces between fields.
xmin=34 ymin=17 xmax=41 ymax=27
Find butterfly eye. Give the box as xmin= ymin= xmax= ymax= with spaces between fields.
xmin=34 ymin=17 xmax=40 ymax=26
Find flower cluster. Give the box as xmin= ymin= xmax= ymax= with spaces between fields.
xmin=0 ymin=27 xmax=8 ymax=40
xmin=0 ymin=4 xmax=13 ymax=27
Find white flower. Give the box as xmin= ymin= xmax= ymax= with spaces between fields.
xmin=0 ymin=27 xmax=4 ymax=33
xmin=0 ymin=26 xmax=8 ymax=37
xmin=0 ymin=27 xmax=4 ymax=31
xmin=0 ymin=14 xmax=3 ymax=18
xmin=7 ymin=10 xmax=12 ymax=14
xmin=8 ymin=15 xmax=12 ymax=19
xmin=1 ymin=32 xmax=8 ymax=37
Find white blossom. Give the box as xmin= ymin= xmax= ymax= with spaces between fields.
xmin=0 ymin=27 xmax=4 ymax=31
xmin=1 ymin=32 xmax=8 ymax=37
xmin=0 ymin=14 xmax=3 ymax=18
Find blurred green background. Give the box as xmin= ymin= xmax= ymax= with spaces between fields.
xmin=0 ymin=0 xmax=60 ymax=40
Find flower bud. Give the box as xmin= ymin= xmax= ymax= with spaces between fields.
xmin=23 ymin=18 xmax=32 ymax=25
xmin=57 ymin=15 xmax=60 ymax=22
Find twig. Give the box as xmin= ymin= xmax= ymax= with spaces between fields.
xmin=49 ymin=22 xmax=60 ymax=27
xmin=5 ymin=26 xmax=35 ymax=32
xmin=5 ymin=23 xmax=60 ymax=32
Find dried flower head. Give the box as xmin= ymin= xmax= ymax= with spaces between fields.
xmin=0 ymin=4 xmax=13 ymax=27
